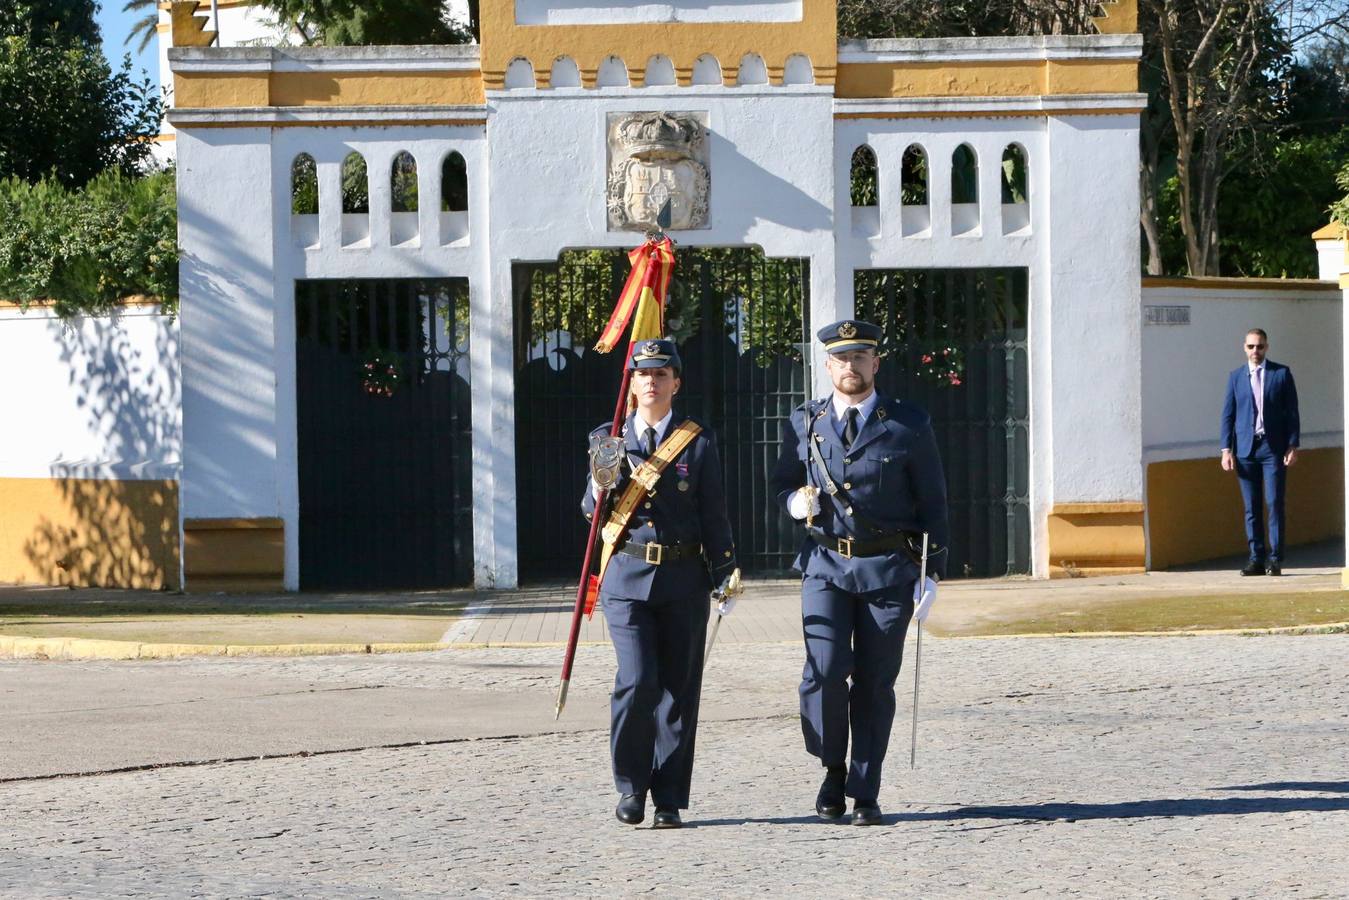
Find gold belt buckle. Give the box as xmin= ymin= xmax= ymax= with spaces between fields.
xmin=836 ymin=537 xmax=853 ymax=559
xmin=645 ymin=542 xmax=664 ymax=565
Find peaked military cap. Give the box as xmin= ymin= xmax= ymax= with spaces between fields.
xmin=629 ymin=338 xmax=682 ymax=371
xmin=817 ymin=319 xmax=882 ymax=354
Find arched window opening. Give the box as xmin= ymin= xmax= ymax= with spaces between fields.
xmin=691 ymin=54 xmax=722 ymax=86
xmin=1001 ymin=144 xmax=1028 ymax=204
xmin=900 ymin=144 xmax=930 ymax=238
xmin=850 ymin=145 xmax=878 ymax=207
xmin=644 ymin=54 xmax=675 ymax=87
xmin=341 ymin=151 xmax=370 ymax=247
xmin=736 ymin=53 xmax=767 ymax=85
xmin=951 ymin=144 xmax=978 ymax=205
xmin=390 ymin=151 xmax=418 ymax=213
xmin=291 ymin=153 xmax=317 ymax=215
xmin=440 ymin=151 xmax=469 ymax=246
xmin=550 ymin=56 xmax=580 ymax=88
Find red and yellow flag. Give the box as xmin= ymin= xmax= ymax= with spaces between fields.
xmin=593 ymin=237 xmax=675 ymax=354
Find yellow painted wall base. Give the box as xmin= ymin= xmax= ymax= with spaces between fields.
xmin=1047 ymin=502 xmax=1146 ymax=578
xmin=183 ymin=517 xmax=284 ymax=592
xmin=0 ymin=478 xmax=180 ymax=589
xmin=1146 ymin=448 xmax=1344 ymax=570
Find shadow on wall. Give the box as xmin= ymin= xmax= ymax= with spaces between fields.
xmin=18 ymin=312 xmax=181 ymax=589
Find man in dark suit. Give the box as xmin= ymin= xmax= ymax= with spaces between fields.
xmin=581 ymin=339 xmax=739 ymax=829
xmin=1220 ymin=328 xmax=1300 ymax=576
xmin=770 ymin=319 xmax=949 ymax=825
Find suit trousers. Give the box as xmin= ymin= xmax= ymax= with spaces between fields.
xmin=799 ymin=574 xmax=915 ymax=802
xmin=1236 ymin=436 xmax=1286 ymax=562
xmin=602 ymin=591 xmax=709 ymax=809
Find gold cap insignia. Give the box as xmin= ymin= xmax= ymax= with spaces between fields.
xmin=641 ymin=341 xmax=661 ymax=355
xmin=838 ymin=322 xmax=857 ymax=339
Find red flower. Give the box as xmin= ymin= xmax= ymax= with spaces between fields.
xmin=921 ymin=354 xmax=933 ymax=364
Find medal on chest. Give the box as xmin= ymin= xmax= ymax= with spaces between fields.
xmin=676 ymin=461 xmax=690 ymax=492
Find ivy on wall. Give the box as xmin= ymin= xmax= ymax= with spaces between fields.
xmin=0 ymin=169 xmax=178 ymax=317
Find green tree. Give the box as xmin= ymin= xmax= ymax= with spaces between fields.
xmin=0 ymin=0 xmax=101 ymax=45
xmin=250 ymin=0 xmax=472 ymax=45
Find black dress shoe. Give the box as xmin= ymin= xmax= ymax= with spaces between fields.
xmin=815 ymin=766 xmax=847 ymax=819
xmin=615 ymin=793 xmax=645 ymax=825
xmin=1240 ymin=560 xmax=1266 ymax=576
xmin=652 ymin=807 xmax=682 ymax=829
xmin=851 ymin=800 xmax=882 ymax=826
xmin=1266 ymin=561 xmax=1282 ymax=576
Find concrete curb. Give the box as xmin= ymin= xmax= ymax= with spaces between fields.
xmin=941 ymin=621 xmax=1349 ymax=639
xmin=0 ymin=634 xmax=461 ymax=661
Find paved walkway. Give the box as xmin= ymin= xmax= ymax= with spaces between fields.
xmin=2 ymin=634 xmax=1347 ymax=896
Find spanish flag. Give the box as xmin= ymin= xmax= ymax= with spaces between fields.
xmin=593 ymin=237 xmax=675 ymax=354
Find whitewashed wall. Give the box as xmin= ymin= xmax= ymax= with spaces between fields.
xmin=0 ymin=305 xmax=180 ymax=481
xmin=1141 ymin=283 xmax=1344 ymax=464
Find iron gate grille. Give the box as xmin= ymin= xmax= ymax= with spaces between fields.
xmin=513 ymin=249 xmax=810 ymax=580
xmin=853 ymin=268 xmax=1031 ymax=578
xmin=295 ymin=279 xmax=473 ymax=589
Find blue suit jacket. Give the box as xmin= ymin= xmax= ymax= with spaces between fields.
xmin=581 ymin=411 xmax=737 ymax=602
xmin=1221 ymin=361 xmax=1300 ymax=458
xmin=770 ymin=394 xmax=950 ymax=591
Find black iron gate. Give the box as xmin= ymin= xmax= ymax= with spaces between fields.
xmin=296 ymin=278 xmax=473 ymax=589
xmin=854 ymin=268 xmax=1030 ymax=577
xmin=514 ymin=249 xmax=810 ymax=580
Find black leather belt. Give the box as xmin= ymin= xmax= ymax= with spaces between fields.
xmin=619 ymin=540 xmax=703 ymax=565
xmin=809 ymin=529 xmax=912 ymax=560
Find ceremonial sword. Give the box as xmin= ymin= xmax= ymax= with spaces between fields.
xmin=703 ymin=568 xmax=742 ymax=666
xmin=910 ymin=531 xmax=929 ymax=769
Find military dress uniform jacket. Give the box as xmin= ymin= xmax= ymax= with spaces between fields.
xmin=582 ymin=411 xmax=738 ymax=602
xmin=770 ymin=394 xmax=950 ymax=593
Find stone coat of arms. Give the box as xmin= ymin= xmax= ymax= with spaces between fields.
xmin=606 ymin=112 xmax=709 ymax=231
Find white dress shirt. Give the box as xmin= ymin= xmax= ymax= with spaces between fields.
xmin=1248 ymin=362 xmax=1265 ymax=437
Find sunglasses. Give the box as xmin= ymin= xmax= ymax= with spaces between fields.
xmin=1246 ymin=343 xmax=1267 ymax=349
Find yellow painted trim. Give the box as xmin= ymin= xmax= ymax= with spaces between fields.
xmin=269 ymin=70 xmax=484 ymax=107
xmin=1146 ymin=449 xmax=1344 ymax=570
xmin=479 ymin=0 xmax=838 ymax=89
xmin=835 ymin=58 xmax=1136 ymax=99
xmin=159 ymin=0 xmax=249 ymax=9
xmin=0 ymin=295 xmax=165 ymax=310
xmin=0 ymin=478 xmax=180 ymax=590
xmin=174 ymin=118 xmax=488 ymax=130
xmin=1142 ymin=276 xmax=1340 ymax=292
xmin=170 ymin=1 xmax=216 ymax=48
xmin=183 ymin=517 xmax=284 ymax=592
xmin=174 ymin=71 xmax=269 ymax=107
xmin=834 ymin=107 xmax=1145 ymax=120
xmin=1051 ymin=501 xmax=1144 ymax=516
xmin=1340 ymin=273 xmax=1349 ymax=290
xmin=154 ymin=133 xmax=176 ymax=143
xmin=1047 ymin=505 xmax=1145 ymax=577
xmin=1091 ymin=0 xmax=1139 ymax=35
xmin=1311 ymin=221 xmax=1345 ymax=240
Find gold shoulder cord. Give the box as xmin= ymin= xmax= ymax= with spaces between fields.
xmin=595 ymin=420 xmax=704 ymax=584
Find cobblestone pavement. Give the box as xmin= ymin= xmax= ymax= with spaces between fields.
xmin=2 ymin=635 xmax=1348 ymax=897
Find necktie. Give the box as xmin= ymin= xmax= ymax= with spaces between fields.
xmin=644 ymin=426 xmax=657 ymax=457
xmin=1253 ymin=367 xmax=1264 ymax=434
xmin=842 ymin=408 xmax=859 ymax=448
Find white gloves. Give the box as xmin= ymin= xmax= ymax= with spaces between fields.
xmin=716 ymin=596 xmax=737 ymax=617
xmin=788 ymin=487 xmax=822 ymax=520
xmin=913 ymin=576 xmax=938 ymax=623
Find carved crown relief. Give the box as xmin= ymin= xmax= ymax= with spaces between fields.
xmin=606 ymin=112 xmax=710 ymax=231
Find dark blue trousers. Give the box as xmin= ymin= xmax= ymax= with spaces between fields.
xmin=799 ymin=574 xmax=915 ymax=802
xmin=1236 ymin=437 xmax=1286 ymax=562
xmin=603 ymin=592 xmax=708 ymax=809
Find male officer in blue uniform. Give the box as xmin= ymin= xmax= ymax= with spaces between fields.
xmin=582 ymin=339 xmax=739 ymax=829
xmin=771 ymin=319 xmax=949 ymax=825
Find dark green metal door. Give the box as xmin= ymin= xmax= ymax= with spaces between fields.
xmin=513 ymin=248 xmax=810 ymax=580
xmin=853 ymin=268 xmax=1030 ymax=577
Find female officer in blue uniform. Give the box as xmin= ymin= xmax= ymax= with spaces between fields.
xmin=771 ymin=319 xmax=950 ymax=825
xmin=581 ymin=339 xmax=738 ymax=829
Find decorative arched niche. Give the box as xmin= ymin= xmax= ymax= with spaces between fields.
xmin=390 ymin=151 xmax=419 ymax=247
xmin=901 ymin=143 xmax=930 ymax=238
xmin=440 ymin=150 xmax=469 ymax=246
